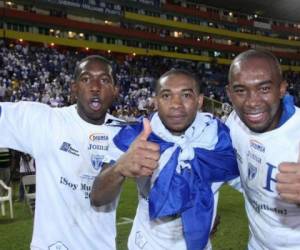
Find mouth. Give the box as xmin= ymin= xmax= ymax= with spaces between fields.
xmin=244 ymin=111 xmax=267 ymax=124
xmin=167 ymin=114 xmax=186 ymax=123
xmin=89 ymin=97 xmax=102 ymax=111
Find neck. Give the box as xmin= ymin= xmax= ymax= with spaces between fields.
xmin=76 ymin=105 xmax=106 ymax=125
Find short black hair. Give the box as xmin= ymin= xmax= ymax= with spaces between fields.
xmin=73 ymin=55 xmax=116 ymax=84
xmin=229 ymin=49 xmax=282 ymax=83
xmin=155 ymin=68 xmax=201 ymax=94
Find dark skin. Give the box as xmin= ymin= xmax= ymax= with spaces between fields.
xmin=90 ymin=70 xmax=221 ymax=237
xmin=155 ymin=73 xmax=203 ymax=135
xmin=227 ymin=54 xmax=300 ymax=204
xmin=90 ymin=72 xmax=203 ymax=206
xmin=226 ymin=57 xmax=287 ymax=133
xmin=90 ymin=118 xmax=159 ymax=206
xmin=72 ymin=59 xmax=118 ymax=125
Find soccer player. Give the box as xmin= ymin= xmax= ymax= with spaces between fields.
xmin=0 ymin=55 xmax=121 ymax=250
xmin=91 ymin=69 xmax=239 ymax=250
xmin=226 ymin=49 xmax=300 ymax=250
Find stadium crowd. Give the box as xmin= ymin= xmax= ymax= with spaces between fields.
xmin=0 ymin=40 xmax=299 ymax=121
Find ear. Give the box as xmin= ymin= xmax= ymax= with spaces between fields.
xmin=153 ymin=96 xmax=158 ymax=111
xmin=225 ymin=84 xmax=232 ymax=102
xmin=112 ymin=85 xmax=120 ymax=101
xmin=279 ymin=80 xmax=288 ymax=98
xmin=71 ymin=81 xmax=78 ymax=97
xmin=197 ymin=94 xmax=204 ymax=110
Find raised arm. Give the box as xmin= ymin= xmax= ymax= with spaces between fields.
xmin=90 ymin=118 xmax=160 ymax=207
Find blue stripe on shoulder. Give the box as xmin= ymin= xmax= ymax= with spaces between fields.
xmin=0 ymin=105 xmax=2 ymax=118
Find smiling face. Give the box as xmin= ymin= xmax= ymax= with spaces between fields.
xmin=154 ymin=71 xmax=203 ymax=135
xmin=72 ymin=57 xmax=118 ymax=125
xmin=227 ymin=55 xmax=287 ymax=133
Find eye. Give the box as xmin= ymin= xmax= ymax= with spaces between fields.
xmin=260 ymin=86 xmax=271 ymax=93
xmin=182 ymin=92 xmax=193 ymax=98
xmin=161 ymin=93 xmax=170 ymax=99
xmin=100 ymin=77 xmax=112 ymax=85
xmin=80 ymin=76 xmax=90 ymax=84
xmin=233 ymin=88 xmax=245 ymax=94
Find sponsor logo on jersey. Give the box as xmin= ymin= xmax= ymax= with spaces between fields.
xmin=89 ymin=133 xmax=109 ymax=142
xmin=88 ymin=133 xmax=109 ymax=170
xmin=48 ymin=241 xmax=68 ymax=250
xmin=247 ymin=151 xmax=261 ymax=164
xmin=248 ymin=197 xmax=287 ymax=215
xmin=91 ymin=154 xmax=104 ymax=170
xmin=88 ymin=144 xmax=109 ymax=150
xmin=60 ymin=142 xmax=79 ymax=156
xmin=250 ymin=139 xmax=265 ymax=153
xmin=88 ymin=133 xmax=109 ymax=151
xmin=248 ymin=162 xmax=257 ymax=180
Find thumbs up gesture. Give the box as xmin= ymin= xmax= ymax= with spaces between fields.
xmin=115 ymin=118 xmax=160 ymax=178
xmin=137 ymin=117 xmax=153 ymax=141
xmin=276 ymin=145 xmax=300 ymax=203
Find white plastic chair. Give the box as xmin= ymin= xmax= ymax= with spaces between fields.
xmin=0 ymin=180 xmax=14 ymax=219
xmin=22 ymin=175 xmax=36 ymax=214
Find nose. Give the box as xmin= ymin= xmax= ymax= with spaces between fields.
xmin=171 ymin=94 xmax=183 ymax=108
xmin=245 ymin=91 xmax=261 ymax=108
xmin=90 ymin=77 xmax=101 ymax=93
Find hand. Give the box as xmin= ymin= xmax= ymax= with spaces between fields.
xmin=276 ymin=162 xmax=300 ymax=204
xmin=115 ymin=118 xmax=160 ymax=178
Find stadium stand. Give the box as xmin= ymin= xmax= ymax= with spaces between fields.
xmin=0 ymin=0 xmax=299 ymax=116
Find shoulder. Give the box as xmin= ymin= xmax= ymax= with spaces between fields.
xmin=0 ymin=101 xmax=51 ymax=120
xmin=112 ymin=119 xmax=144 ymax=152
xmin=105 ymin=113 xmax=125 ymax=125
xmin=225 ymin=111 xmax=238 ymax=127
xmin=0 ymin=101 xmax=49 ymax=110
xmin=197 ymin=112 xmax=229 ymax=133
xmin=294 ymin=106 xmax=300 ymax=118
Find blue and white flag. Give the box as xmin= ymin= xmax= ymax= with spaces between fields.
xmin=113 ymin=112 xmax=239 ymax=250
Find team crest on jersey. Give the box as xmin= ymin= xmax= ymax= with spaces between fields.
xmin=248 ymin=162 xmax=257 ymax=180
xmin=135 ymin=231 xmax=148 ymax=249
xmin=91 ymin=154 xmax=104 ymax=170
xmin=48 ymin=241 xmax=68 ymax=250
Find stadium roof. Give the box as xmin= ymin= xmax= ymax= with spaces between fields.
xmin=197 ymin=0 xmax=300 ymax=23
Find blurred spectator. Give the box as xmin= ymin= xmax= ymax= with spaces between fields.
xmin=0 ymin=40 xmax=299 ymax=118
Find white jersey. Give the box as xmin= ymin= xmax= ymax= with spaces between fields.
xmin=109 ymin=112 xmax=227 ymax=250
xmin=226 ymin=108 xmax=300 ymax=250
xmin=0 ymin=101 xmax=121 ymax=250
xmin=127 ymin=184 xmax=221 ymax=250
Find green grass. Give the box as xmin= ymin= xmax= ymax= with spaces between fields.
xmin=116 ymin=180 xmax=138 ymax=249
xmin=0 ymin=181 xmax=248 ymax=250
xmin=213 ymin=185 xmax=248 ymax=250
xmin=0 ymin=191 xmax=33 ymax=250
